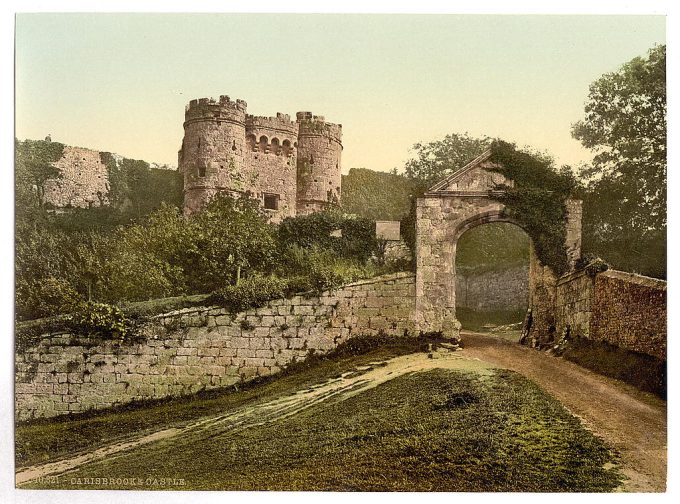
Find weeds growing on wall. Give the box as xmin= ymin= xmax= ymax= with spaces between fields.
xmin=488 ymin=140 xmax=579 ymax=275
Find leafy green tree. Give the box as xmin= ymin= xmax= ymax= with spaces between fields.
xmin=341 ymin=168 xmax=416 ymax=221
xmin=15 ymin=138 xmax=64 ymax=209
xmin=403 ymin=132 xmax=491 ymax=187
xmin=190 ymin=195 xmax=277 ymax=291
xmin=572 ymin=44 xmax=666 ymax=277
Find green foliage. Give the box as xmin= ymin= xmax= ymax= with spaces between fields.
xmin=67 ymin=302 xmax=132 ymax=340
xmin=456 ymin=222 xmax=529 ymax=274
xmin=101 ymin=152 xmax=184 ymax=218
xmin=15 ymin=139 xmax=65 ymax=210
xmin=341 ymin=168 xmax=416 ymax=221
xmin=403 ymin=132 xmax=491 ymax=187
xmin=572 ymin=45 xmax=666 ymax=278
xmin=278 ymin=211 xmax=377 ymax=263
xmin=189 ymin=195 xmax=277 ymax=292
xmin=562 ymin=337 xmax=666 ymax=398
xmin=488 ymin=140 xmax=578 ymax=275
xmin=208 ymin=276 xmax=289 ymax=313
xmin=16 ymin=277 xmax=83 ymax=321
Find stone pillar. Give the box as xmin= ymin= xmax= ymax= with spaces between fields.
xmin=414 ymin=197 xmax=461 ymax=339
xmin=565 ymin=199 xmax=583 ymax=271
xmin=527 ymin=245 xmax=559 ymax=345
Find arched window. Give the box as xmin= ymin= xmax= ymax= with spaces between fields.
xmin=282 ymin=139 xmax=292 ymax=157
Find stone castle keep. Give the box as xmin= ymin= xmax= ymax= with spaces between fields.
xmin=178 ymin=96 xmax=343 ymax=219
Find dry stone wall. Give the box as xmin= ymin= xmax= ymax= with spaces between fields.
xmin=555 ymin=269 xmax=666 ymax=360
xmin=15 ymin=273 xmax=415 ymax=422
xmin=590 ymin=271 xmax=666 ymax=360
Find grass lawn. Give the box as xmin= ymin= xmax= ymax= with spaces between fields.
xmin=18 ymin=350 xmax=622 ymax=491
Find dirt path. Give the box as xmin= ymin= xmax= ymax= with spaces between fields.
xmin=459 ymin=331 xmax=667 ymax=492
xmin=17 ymin=334 xmax=666 ymax=492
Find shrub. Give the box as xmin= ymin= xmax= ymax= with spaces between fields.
xmin=278 ymin=211 xmax=377 ymax=263
xmin=16 ymin=277 xmax=83 ymax=320
xmin=67 ymin=302 xmax=132 ymax=340
xmin=208 ymin=276 xmax=288 ymax=312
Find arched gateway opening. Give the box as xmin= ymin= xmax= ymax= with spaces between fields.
xmin=414 ymin=150 xmax=582 ymax=340
xmin=455 ymin=221 xmax=529 ymax=333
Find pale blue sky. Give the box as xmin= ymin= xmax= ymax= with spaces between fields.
xmin=15 ymin=14 xmax=665 ymax=172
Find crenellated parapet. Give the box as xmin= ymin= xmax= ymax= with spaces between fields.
xmin=296 ymin=112 xmax=342 ymax=145
xmin=184 ymin=95 xmax=248 ymax=125
xmin=246 ymin=113 xmax=299 ymax=156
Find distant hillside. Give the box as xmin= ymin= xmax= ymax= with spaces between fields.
xmin=341 ymin=168 xmax=416 ymax=221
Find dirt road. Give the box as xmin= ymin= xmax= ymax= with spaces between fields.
xmin=17 ymin=332 xmax=666 ymax=492
xmin=459 ymin=331 xmax=667 ymax=492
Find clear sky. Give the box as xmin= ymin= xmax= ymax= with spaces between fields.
xmin=15 ymin=13 xmax=665 ymax=173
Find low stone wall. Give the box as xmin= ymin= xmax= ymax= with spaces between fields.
xmin=590 ymin=271 xmax=666 ymax=360
xmin=15 ymin=273 xmax=415 ymax=421
xmin=555 ymin=269 xmax=666 ymax=360
xmin=456 ymin=265 xmax=528 ymax=311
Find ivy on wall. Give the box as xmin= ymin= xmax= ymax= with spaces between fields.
xmin=488 ymin=140 xmax=578 ymax=275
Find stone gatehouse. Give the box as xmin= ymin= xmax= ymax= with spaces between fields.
xmin=178 ymin=95 xmax=343 ymax=221
xmin=414 ymin=150 xmax=582 ymax=339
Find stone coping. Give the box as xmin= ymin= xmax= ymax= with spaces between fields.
xmin=599 ymin=270 xmax=666 ymax=290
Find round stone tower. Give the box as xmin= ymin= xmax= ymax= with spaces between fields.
xmin=295 ymin=112 xmax=342 ymax=215
xmin=178 ymin=96 xmax=249 ymax=215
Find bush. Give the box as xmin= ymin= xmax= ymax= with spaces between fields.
xmin=562 ymin=337 xmax=666 ymax=398
xmin=68 ymin=302 xmax=132 ymax=340
xmin=208 ymin=276 xmax=289 ymax=312
xmin=278 ymin=211 xmax=378 ymax=263
xmin=16 ymin=277 xmax=83 ymax=320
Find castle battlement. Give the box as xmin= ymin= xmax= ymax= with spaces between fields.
xmin=184 ymin=96 xmax=248 ymax=123
xmin=245 ymin=114 xmax=299 ymax=140
xmin=180 ymin=94 xmax=342 ymax=220
xmin=296 ymin=112 xmax=342 ymax=144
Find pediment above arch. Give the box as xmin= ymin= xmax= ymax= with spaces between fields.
xmin=426 ymin=150 xmax=513 ymax=194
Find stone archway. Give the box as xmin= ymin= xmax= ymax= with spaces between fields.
xmin=414 ymin=150 xmax=582 ymax=339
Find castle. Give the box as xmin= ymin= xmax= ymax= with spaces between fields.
xmin=178 ymin=95 xmax=343 ymax=220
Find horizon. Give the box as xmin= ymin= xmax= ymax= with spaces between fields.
xmin=15 ymin=13 xmax=665 ymax=173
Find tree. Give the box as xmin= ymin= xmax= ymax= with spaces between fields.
xmin=190 ymin=194 xmax=277 ymax=291
xmin=403 ymin=132 xmax=491 ymax=187
xmin=400 ymin=133 xmax=491 ymax=258
xmin=15 ymin=139 xmax=64 ymax=209
xmin=341 ymin=168 xmax=416 ymax=221
xmin=572 ymin=44 xmax=666 ymax=277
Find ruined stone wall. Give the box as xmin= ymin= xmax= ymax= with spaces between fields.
xmin=295 ymin=112 xmax=342 ymax=215
xmin=15 ymin=273 xmax=415 ymax=421
xmin=590 ymin=271 xmax=666 ymax=360
xmin=554 ymin=269 xmax=666 ymax=360
xmin=456 ymin=265 xmax=528 ymax=311
xmin=43 ymin=146 xmax=109 ymax=208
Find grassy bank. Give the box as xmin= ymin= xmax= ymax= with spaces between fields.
xmin=15 ymin=334 xmax=436 ymax=469
xmin=562 ymin=337 xmax=666 ymax=399
xmin=19 ymin=350 xmax=621 ymax=491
